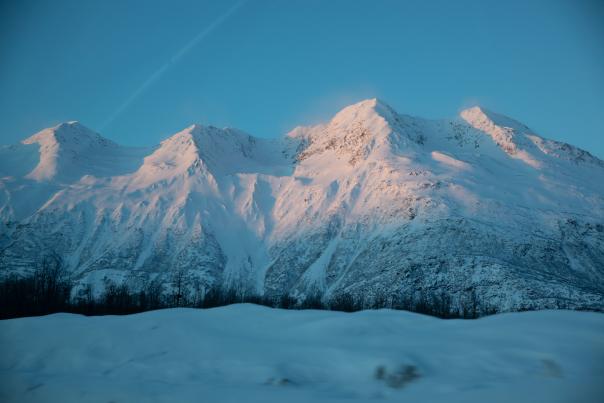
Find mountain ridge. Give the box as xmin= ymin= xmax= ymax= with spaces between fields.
xmin=1 ymin=99 xmax=603 ymax=313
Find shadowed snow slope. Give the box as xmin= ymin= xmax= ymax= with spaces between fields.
xmin=0 ymin=305 xmax=603 ymax=402
xmin=1 ymin=99 xmax=604 ymax=312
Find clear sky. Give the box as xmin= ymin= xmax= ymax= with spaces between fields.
xmin=1 ymin=0 xmax=603 ymax=157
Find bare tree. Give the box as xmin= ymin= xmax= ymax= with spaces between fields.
xmin=170 ymin=270 xmax=187 ymax=307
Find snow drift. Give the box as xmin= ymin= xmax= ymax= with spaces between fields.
xmin=0 ymin=305 xmax=602 ymax=403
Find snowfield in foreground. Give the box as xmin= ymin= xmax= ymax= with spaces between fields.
xmin=1 ymin=305 xmax=603 ymax=403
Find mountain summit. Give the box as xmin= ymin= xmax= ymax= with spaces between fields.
xmin=1 ymin=99 xmax=603 ymax=313
xmin=20 ymin=121 xmax=117 ymax=181
xmin=12 ymin=121 xmax=150 ymax=183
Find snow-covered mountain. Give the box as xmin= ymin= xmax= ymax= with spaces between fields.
xmin=1 ymin=99 xmax=603 ymax=311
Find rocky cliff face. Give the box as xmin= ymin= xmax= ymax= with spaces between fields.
xmin=1 ymin=99 xmax=603 ymax=311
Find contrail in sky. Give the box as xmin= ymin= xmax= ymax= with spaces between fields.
xmin=101 ymin=0 xmax=247 ymax=130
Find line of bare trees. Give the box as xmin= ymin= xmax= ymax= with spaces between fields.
xmin=1 ymin=257 xmax=499 ymax=319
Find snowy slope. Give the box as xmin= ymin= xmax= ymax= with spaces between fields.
xmin=1 ymin=305 xmax=603 ymax=403
xmin=0 ymin=122 xmax=150 ymax=226
xmin=1 ymin=99 xmax=603 ymax=311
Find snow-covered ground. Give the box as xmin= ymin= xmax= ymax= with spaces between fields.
xmin=1 ymin=305 xmax=602 ymax=402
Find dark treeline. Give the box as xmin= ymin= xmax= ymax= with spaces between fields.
xmin=1 ymin=258 xmax=497 ymax=320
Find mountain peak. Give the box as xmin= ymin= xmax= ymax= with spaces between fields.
xmin=161 ymin=124 xmax=243 ymax=151
xmin=20 ymin=122 xmax=118 ymax=182
xmin=459 ymin=106 xmax=546 ymax=167
xmin=141 ymin=124 xmax=265 ymax=182
xmin=460 ymin=106 xmax=530 ymax=133
xmin=22 ymin=121 xmax=114 ymax=149
xmin=331 ymin=98 xmax=397 ymax=126
xmin=154 ymin=125 xmax=205 ymax=163
xmin=291 ymin=98 xmax=407 ymax=165
xmin=347 ymin=97 xmax=390 ymax=109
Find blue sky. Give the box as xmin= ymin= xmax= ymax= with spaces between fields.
xmin=1 ymin=0 xmax=603 ymax=157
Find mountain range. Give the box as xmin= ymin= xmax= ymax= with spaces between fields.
xmin=1 ymin=99 xmax=603 ymax=312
